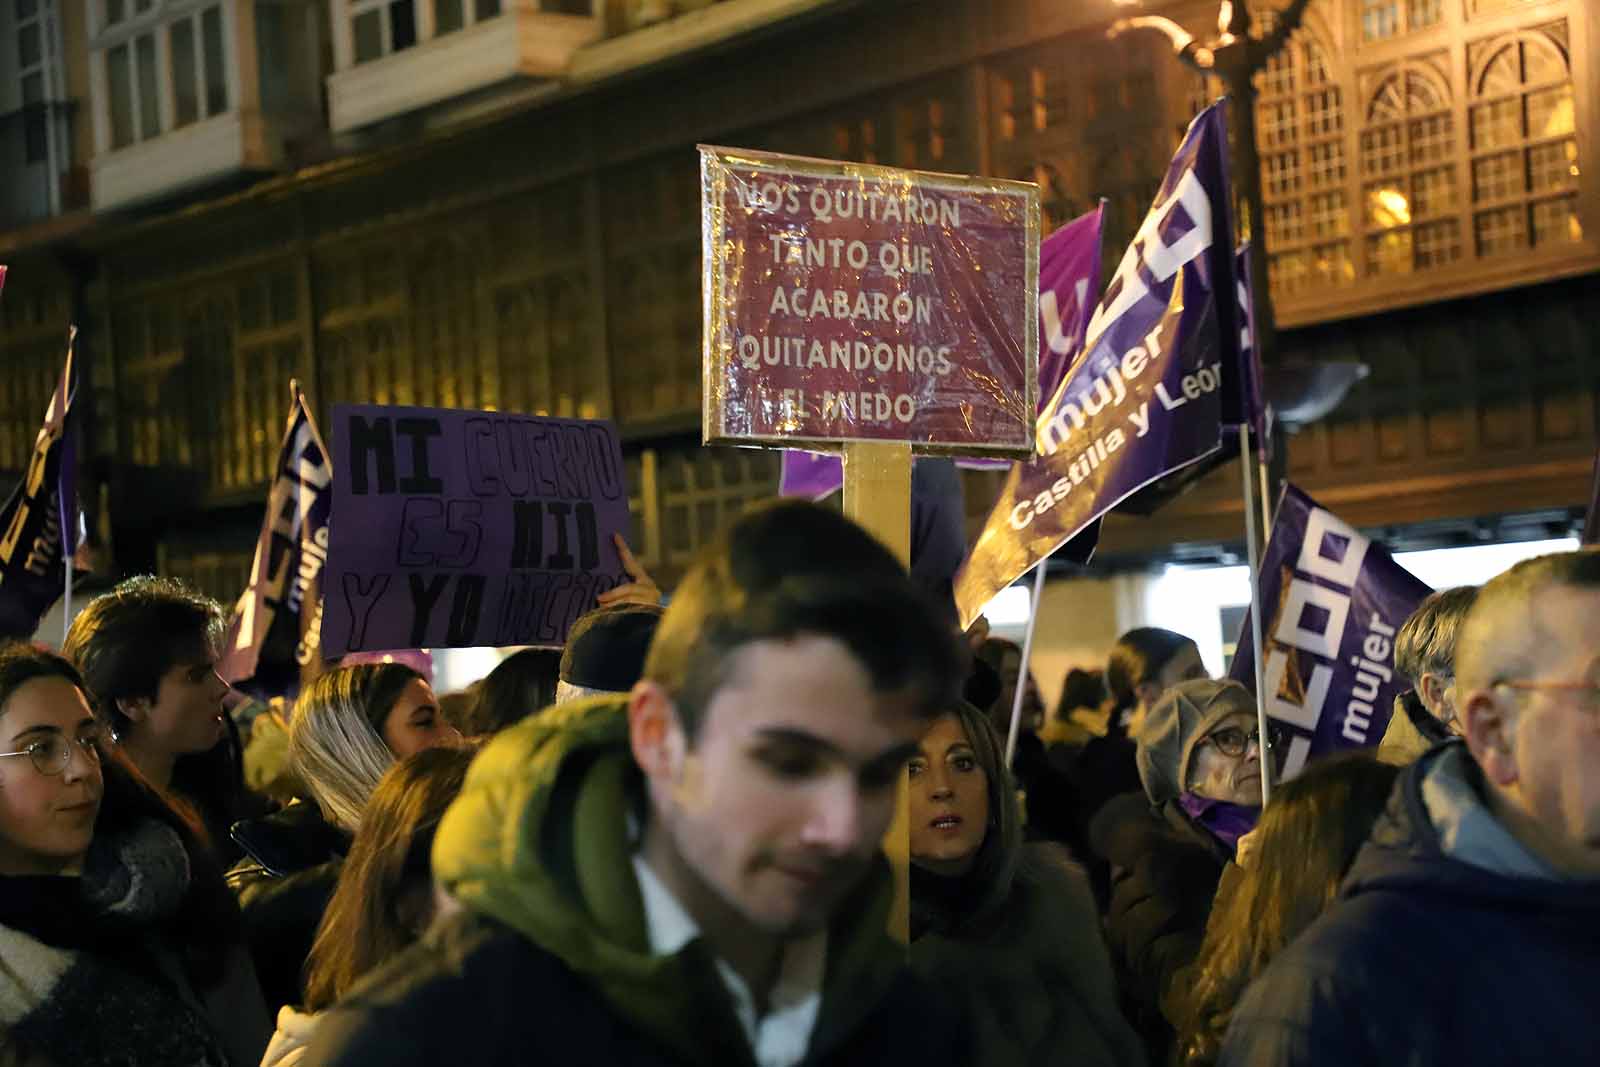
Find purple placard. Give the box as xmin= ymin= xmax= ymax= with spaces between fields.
xmin=954 ymin=103 xmax=1239 ymax=627
xmin=1230 ymin=484 xmax=1433 ymax=780
xmin=701 ymin=146 xmax=1039 ymax=455
xmin=321 ymin=404 xmax=632 ymax=656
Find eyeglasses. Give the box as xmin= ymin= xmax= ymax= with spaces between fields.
xmin=1494 ymin=679 xmax=1600 ymax=713
xmin=0 ymin=727 xmax=106 ymax=776
xmin=1202 ymin=724 xmax=1281 ymax=758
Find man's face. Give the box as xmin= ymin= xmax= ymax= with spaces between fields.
xmin=1498 ymin=586 xmax=1600 ymax=875
xmin=147 ymin=652 xmax=230 ymax=755
xmin=655 ymin=635 xmax=925 ymax=937
xmin=994 ymin=647 xmax=1043 ymax=734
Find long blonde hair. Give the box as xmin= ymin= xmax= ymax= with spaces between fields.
xmin=287 ymin=664 xmax=421 ymax=832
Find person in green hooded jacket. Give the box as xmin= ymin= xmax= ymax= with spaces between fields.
xmin=309 ymin=500 xmax=972 ymax=1067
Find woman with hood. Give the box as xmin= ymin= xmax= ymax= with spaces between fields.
xmin=908 ymin=700 xmax=1144 ymax=1067
xmin=1091 ymin=678 xmax=1272 ymax=1065
xmin=0 ymin=642 xmax=269 ymax=1067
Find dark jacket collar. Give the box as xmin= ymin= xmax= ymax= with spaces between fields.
xmin=229 ymin=801 xmax=350 ymax=879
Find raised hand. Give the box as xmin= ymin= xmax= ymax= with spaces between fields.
xmin=597 ymin=533 xmax=662 ymax=608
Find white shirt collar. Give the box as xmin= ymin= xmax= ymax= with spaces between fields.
xmin=631 ymin=853 xmax=826 ymax=1067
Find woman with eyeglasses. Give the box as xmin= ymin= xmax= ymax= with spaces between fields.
xmin=260 ymin=746 xmax=473 ymax=1066
xmin=1090 ymin=678 xmax=1274 ymax=1067
xmin=0 ymin=642 xmax=271 ymax=1067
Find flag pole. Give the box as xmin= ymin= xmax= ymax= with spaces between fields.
xmin=61 ymin=563 xmax=71 ymax=647
xmin=1004 ymin=559 xmax=1048 ymax=768
xmin=1239 ymin=423 xmax=1273 ymax=807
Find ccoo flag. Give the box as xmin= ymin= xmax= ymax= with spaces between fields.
xmin=955 ymin=101 xmax=1241 ymax=627
xmin=1229 ymin=484 xmax=1432 ymax=781
xmin=0 ymin=329 xmax=79 ymax=639
xmin=219 ymin=382 xmax=334 ymax=699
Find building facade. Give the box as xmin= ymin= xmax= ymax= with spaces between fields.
xmin=1 ymin=0 xmax=1596 ymax=602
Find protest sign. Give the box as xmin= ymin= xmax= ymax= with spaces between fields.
xmin=0 ymin=329 xmax=77 ymax=639
xmin=1230 ymin=484 xmax=1432 ymax=780
xmin=219 ymin=383 xmax=334 ymax=699
xmin=781 ymin=203 xmax=1107 ymax=497
xmin=701 ymin=145 xmax=1039 ymax=456
xmin=954 ymin=102 xmax=1241 ymax=628
xmin=321 ymin=405 xmax=631 ymax=656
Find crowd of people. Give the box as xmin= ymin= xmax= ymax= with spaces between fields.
xmin=0 ymin=500 xmax=1594 ymax=1065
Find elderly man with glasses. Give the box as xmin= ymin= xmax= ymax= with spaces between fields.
xmin=1221 ymin=548 xmax=1600 ymax=1067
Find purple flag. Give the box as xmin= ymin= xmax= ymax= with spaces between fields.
xmin=0 ymin=330 xmax=78 ymax=639
xmin=1229 ymin=484 xmax=1432 ymax=780
xmin=1583 ymin=446 xmax=1599 ymax=546
xmin=778 ymin=451 xmax=843 ymax=500
xmin=955 ymin=102 xmax=1241 ymax=627
xmin=1231 ymin=242 xmax=1270 ymax=444
xmin=219 ymin=383 xmax=335 ymax=699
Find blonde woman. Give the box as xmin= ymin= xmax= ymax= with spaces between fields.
xmin=226 ymin=663 xmax=461 ymax=1014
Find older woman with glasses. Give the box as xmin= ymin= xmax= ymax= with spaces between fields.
xmin=1090 ymin=678 xmax=1276 ymax=1067
xmin=0 ymin=641 xmax=270 ymax=1067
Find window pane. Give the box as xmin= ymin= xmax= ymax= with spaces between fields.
xmin=134 ymin=0 xmax=151 ymax=11
xmin=136 ymin=33 xmax=160 ymax=139
xmin=202 ymin=5 xmax=227 ymax=115
xmin=105 ymin=0 xmax=124 ymax=24
xmin=435 ymin=0 xmax=463 ymax=34
xmin=1361 ymin=0 xmax=1398 ymax=41
xmin=352 ymin=9 xmax=382 ymax=63
xmin=17 ymin=0 xmax=39 ymax=20
xmin=171 ymin=18 xmax=199 ymax=126
xmin=18 ymin=22 xmax=40 ymax=66
xmin=474 ymin=0 xmax=500 ymax=20
xmin=23 ymin=106 xmax=47 ymax=163
xmin=108 ymin=43 xmax=134 ymax=148
xmin=21 ymin=71 xmax=42 ymax=103
xmin=390 ymin=0 xmax=416 ymax=51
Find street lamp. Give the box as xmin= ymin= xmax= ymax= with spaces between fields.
xmin=1108 ymin=0 xmax=1314 ymax=367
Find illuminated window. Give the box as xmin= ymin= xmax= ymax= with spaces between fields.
xmin=1254 ymin=34 xmax=1351 ymax=298
xmin=1359 ymin=67 xmax=1459 ymax=274
xmin=1468 ymin=32 xmax=1581 ymax=256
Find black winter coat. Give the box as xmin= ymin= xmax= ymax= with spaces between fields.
xmin=225 ymin=802 xmax=351 ymax=1013
xmin=309 ymin=910 xmax=973 ymax=1067
xmin=1218 ymin=746 xmax=1600 ymax=1066
xmin=1091 ymin=793 xmax=1232 ymax=1066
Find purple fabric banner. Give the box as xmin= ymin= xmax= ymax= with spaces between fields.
xmin=219 ymin=384 xmax=335 ymax=699
xmin=778 ymin=451 xmax=843 ymax=500
xmin=321 ymin=405 xmax=633 ymax=656
xmin=1230 ymin=484 xmax=1432 ymax=781
xmin=1231 ymin=242 xmax=1270 ymax=447
xmin=954 ymin=102 xmax=1241 ymax=628
xmin=0 ymin=331 xmax=77 ymax=639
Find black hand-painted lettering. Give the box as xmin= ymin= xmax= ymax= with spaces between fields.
xmin=576 ymin=502 xmax=599 ymax=572
xmin=338 ymin=572 xmax=392 ymax=651
xmin=447 ymin=575 xmax=485 ymax=645
xmin=396 ymin=417 xmax=445 ymax=495
xmin=398 ymin=498 xmax=442 ymax=566
xmin=511 ymin=501 xmax=542 ymax=569
xmin=463 ymin=417 xmax=499 ymax=498
xmin=546 ymin=502 xmax=574 ymax=570
xmin=347 ymin=416 xmax=395 ymax=496
xmin=408 ymin=573 xmax=450 ymax=646
xmin=585 ymin=425 xmax=624 ymax=501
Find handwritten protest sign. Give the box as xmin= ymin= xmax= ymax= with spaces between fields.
xmin=700 ymin=146 xmax=1039 ymax=456
xmin=321 ymin=405 xmax=631 ymax=656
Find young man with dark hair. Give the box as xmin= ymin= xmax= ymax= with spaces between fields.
xmin=311 ymin=500 xmax=970 ymax=1066
xmin=1221 ymin=549 xmax=1600 ymax=1066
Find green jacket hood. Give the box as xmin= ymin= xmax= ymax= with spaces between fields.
xmin=432 ymin=695 xmax=909 ymax=1064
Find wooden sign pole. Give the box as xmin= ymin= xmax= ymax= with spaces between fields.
xmin=843 ymin=440 xmax=913 ymax=946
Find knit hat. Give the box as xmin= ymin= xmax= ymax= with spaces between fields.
xmin=559 ymin=603 xmax=663 ymax=693
xmin=1136 ymin=678 xmax=1257 ymax=805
